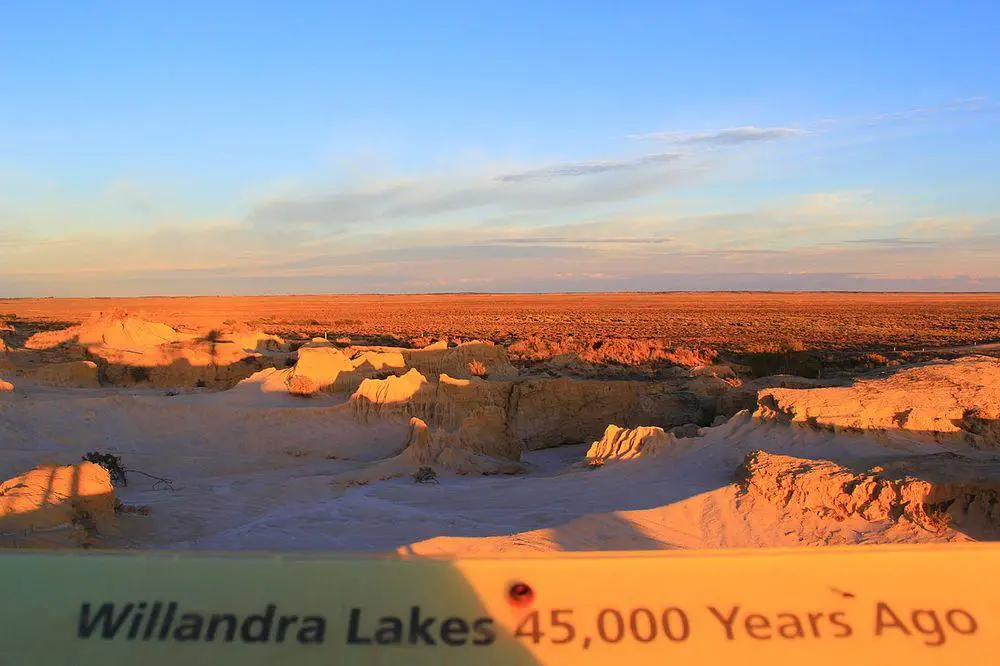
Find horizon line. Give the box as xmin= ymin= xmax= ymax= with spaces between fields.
xmin=3 ymin=289 xmax=1000 ymax=300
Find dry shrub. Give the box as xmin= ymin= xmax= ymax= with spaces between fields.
xmin=410 ymin=335 xmax=434 ymax=349
xmin=468 ymin=360 xmax=489 ymax=378
xmin=862 ymin=352 xmax=889 ymax=367
xmin=661 ymin=346 xmax=719 ymax=368
xmin=508 ymin=335 xmax=573 ymax=362
xmin=287 ymin=374 xmax=317 ymax=397
xmin=508 ymin=335 xmax=717 ymax=368
xmin=744 ymin=338 xmax=807 ymax=354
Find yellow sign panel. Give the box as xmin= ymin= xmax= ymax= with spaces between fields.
xmin=0 ymin=544 xmax=997 ymax=664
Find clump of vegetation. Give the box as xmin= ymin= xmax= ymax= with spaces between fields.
xmin=82 ymin=451 xmax=128 ymax=486
xmin=467 ymin=360 xmax=489 ymax=378
xmin=128 ymin=365 xmax=151 ymax=383
xmin=410 ymin=335 xmax=434 ymax=349
xmin=745 ymin=338 xmax=807 ymax=354
xmin=114 ymin=499 xmax=152 ymax=515
xmin=288 ymin=374 xmax=317 ymax=397
xmin=861 ymin=352 xmax=889 ymax=367
xmin=508 ymin=335 xmax=718 ymax=368
xmin=83 ymin=451 xmax=175 ymax=490
xmin=412 ymin=467 xmax=439 ymax=484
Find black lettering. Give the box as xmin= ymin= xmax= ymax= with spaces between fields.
xmin=661 ymin=608 xmax=690 ymax=642
xmin=207 ymin=614 xmax=237 ymax=642
xmin=158 ymin=602 xmax=177 ymax=640
xmin=408 ymin=607 xmax=436 ymax=646
xmin=440 ymin=618 xmax=469 ymax=646
xmin=347 ymin=608 xmax=371 ymax=645
xmin=298 ymin=617 xmax=326 ymax=644
xmin=241 ymin=604 xmax=275 ymax=643
xmin=375 ymin=617 xmax=403 ymax=645
xmin=173 ymin=613 xmax=203 ymax=642
xmin=946 ymin=609 xmax=977 ymax=635
xmin=597 ymin=609 xmax=624 ymax=643
xmin=127 ymin=602 xmax=147 ymax=639
xmin=513 ymin=610 xmax=543 ymax=644
xmin=629 ymin=609 xmax=656 ymax=643
xmin=745 ymin=614 xmax=771 ymax=640
xmin=78 ymin=603 xmax=134 ymax=639
xmin=874 ymin=602 xmax=910 ymax=637
xmin=142 ymin=602 xmax=162 ymax=640
xmin=829 ymin=611 xmax=853 ymax=638
xmin=472 ymin=618 xmax=496 ymax=646
xmin=807 ymin=611 xmax=824 ymax=637
xmin=707 ymin=606 xmax=740 ymax=640
xmin=912 ymin=610 xmax=946 ymax=647
xmin=777 ymin=613 xmax=805 ymax=639
xmin=276 ymin=615 xmax=299 ymax=643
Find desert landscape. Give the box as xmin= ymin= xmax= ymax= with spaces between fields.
xmin=1 ymin=293 xmax=999 ymax=553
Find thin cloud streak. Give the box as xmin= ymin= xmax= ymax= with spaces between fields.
xmin=248 ymin=156 xmax=699 ymax=229
xmin=492 ymin=236 xmax=675 ymax=245
xmin=496 ymin=152 xmax=682 ymax=182
xmin=633 ymin=126 xmax=808 ymax=144
xmin=630 ymin=96 xmax=997 ymax=144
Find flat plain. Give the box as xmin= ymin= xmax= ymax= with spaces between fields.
xmin=4 ymin=292 xmax=999 ymax=353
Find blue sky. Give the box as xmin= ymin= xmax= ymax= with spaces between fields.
xmin=2 ymin=1 xmax=999 ymax=295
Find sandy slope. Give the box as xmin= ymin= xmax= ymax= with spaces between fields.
xmin=0 ymin=376 xmax=980 ymax=553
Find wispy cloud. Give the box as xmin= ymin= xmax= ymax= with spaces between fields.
xmin=249 ymin=154 xmax=699 ymax=230
xmin=492 ymin=236 xmax=675 ymax=245
xmin=838 ymin=238 xmax=937 ymax=246
xmin=828 ymin=96 xmax=998 ymax=127
xmin=4 ymin=94 xmax=999 ymax=296
xmin=496 ymin=152 xmax=682 ymax=181
xmin=4 ymin=205 xmax=999 ymax=295
xmin=630 ymin=97 xmax=997 ymax=145
xmin=632 ymin=126 xmax=808 ymax=144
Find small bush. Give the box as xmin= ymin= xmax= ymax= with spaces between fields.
xmin=82 ymin=451 xmax=127 ymax=486
xmin=508 ymin=335 xmax=718 ymax=368
xmin=410 ymin=336 xmax=434 ymax=349
xmin=782 ymin=338 xmax=806 ymax=353
xmin=129 ymin=366 xmax=151 ymax=383
xmin=467 ymin=360 xmax=489 ymax=378
xmin=862 ymin=352 xmax=889 ymax=367
xmin=288 ymin=374 xmax=317 ymax=397
xmin=412 ymin=467 xmax=439 ymax=484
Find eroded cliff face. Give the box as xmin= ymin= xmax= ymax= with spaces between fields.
xmin=581 ymin=425 xmax=678 ymax=464
xmin=736 ymin=450 xmax=1000 ymax=536
xmin=754 ymin=356 xmax=1000 ymax=449
xmin=348 ymin=370 xmax=717 ymax=460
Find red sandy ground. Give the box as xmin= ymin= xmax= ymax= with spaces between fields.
xmin=2 ymin=293 xmax=999 ymax=354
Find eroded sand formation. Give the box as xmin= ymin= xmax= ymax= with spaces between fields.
xmin=1 ymin=312 xmax=1000 ymax=552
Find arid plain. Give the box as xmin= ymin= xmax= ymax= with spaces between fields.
xmin=1 ymin=293 xmax=999 ymax=552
